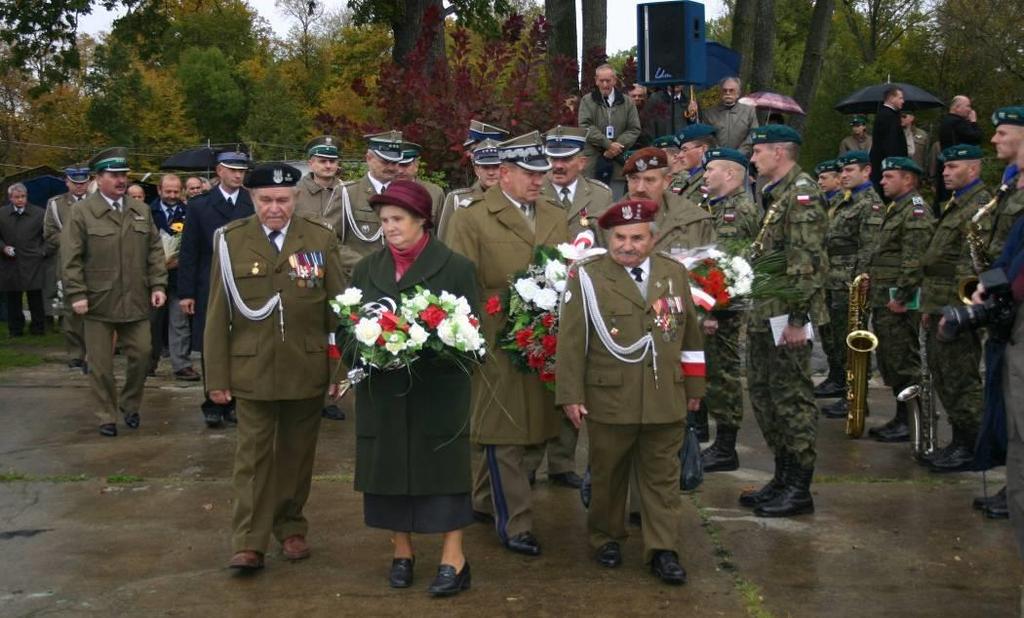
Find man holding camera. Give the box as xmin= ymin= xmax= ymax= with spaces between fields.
xmin=920 ymin=145 xmax=991 ymax=472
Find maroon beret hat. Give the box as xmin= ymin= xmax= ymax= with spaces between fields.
xmin=623 ymin=147 xmax=670 ymax=175
xmin=598 ymin=198 xmax=660 ymax=229
xmin=369 ymin=180 xmax=434 ymax=229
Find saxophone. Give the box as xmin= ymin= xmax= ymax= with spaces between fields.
xmin=960 ymin=178 xmax=1016 ymax=302
xmin=845 ymin=273 xmax=878 ymax=438
xmin=898 ymin=322 xmax=937 ymax=461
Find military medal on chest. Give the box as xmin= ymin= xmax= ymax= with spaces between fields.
xmin=578 ymin=207 xmax=589 ymax=229
xmin=651 ymin=279 xmax=684 ymax=342
xmin=251 ymin=262 xmax=260 ymax=275
xmin=288 ymin=251 xmax=325 ymax=288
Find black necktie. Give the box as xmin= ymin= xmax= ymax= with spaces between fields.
xmin=112 ymin=200 xmax=121 ymax=212
xmin=630 ymin=266 xmax=644 ymax=282
xmin=268 ymin=230 xmax=281 ymax=253
xmin=560 ymin=187 xmax=572 ymax=209
xmin=227 ymin=196 xmax=234 ymax=207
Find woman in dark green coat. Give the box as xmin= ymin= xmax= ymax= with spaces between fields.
xmin=347 ymin=180 xmax=478 ymax=597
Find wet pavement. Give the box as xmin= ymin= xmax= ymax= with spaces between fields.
xmin=0 ymin=354 xmax=1020 ymax=617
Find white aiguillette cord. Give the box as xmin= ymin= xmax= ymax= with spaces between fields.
xmin=216 ymin=229 xmax=285 ymax=340
xmin=341 ymin=183 xmax=384 ymax=244
xmin=577 ymin=265 xmax=658 ymax=385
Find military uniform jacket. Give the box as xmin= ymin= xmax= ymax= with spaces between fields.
xmin=177 ymin=188 xmax=254 ymax=351
xmin=203 ymin=215 xmax=344 ymax=401
xmin=671 ymin=168 xmax=707 ymax=205
xmin=0 ymin=203 xmax=49 ymax=292
xmin=555 ymin=252 xmax=706 ymax=424
xmin=446 ymin=184 xmax=570 ymax=445
xmin=825 ymin=184 xmax=884 ymax=290
xmin=438 ymin=182 xmax=484 ymax=243
xmin=43 ymin=192 xmax=80 ymax=255
xmin=920 ymin=181 xmax=991 ymax=312
xmin=339 ymin=174 xmax=388 ymax=257
xmin=653 ymin=191 xmax=716 ymax=254
xmin=750 ymin=166 xmax=829 ymax=328
xmin=838 ymin=134 xmax=872 ymax=156
xmin=709 ymin=187 xmax=760 ymax=246
xmin=62 ymin=193 xmax=167 ymax=322
xmin=294 ymin=173 xmax=343 ymax=234
xmin=541 ymin=177 xmax=613 ymax=245
xmin=417 ymin=178 xmax=445 ymax=224
xmin=985 ymin=173 xmax=1024 ymax=265
xmin=866 ymin=192 xmax=936 ymax=307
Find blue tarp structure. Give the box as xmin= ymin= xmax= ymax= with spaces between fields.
xmin=702 ymin=42 xmax=741 ymax=89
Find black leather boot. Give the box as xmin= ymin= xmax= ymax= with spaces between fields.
xmin=873 ymin=401 xmax=910 ymax=443
xmin=821 ymin=398 xmax=849 ymax=419
xmin=928 ymin=427 xmax=976 ymax=473
xmin=973 ymin=486 xmax=1007 ymax=511
xmin=700 ymin=424 xmax=739 ymax=472
xmin=755 ymin=462 xmax=815 ymax=517
xmin=739 ymin=454 xmax=786 ymax=508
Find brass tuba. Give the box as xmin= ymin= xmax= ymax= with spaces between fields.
xmin=845 ymin=273 xmax=878 ymax=438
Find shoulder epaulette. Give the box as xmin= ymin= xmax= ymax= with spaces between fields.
xmin=456 ymin=194 xmax=483 ymax=209
xmin=220 ymin=218 xmax=249 ymax=233
xmin=911 ymin=195 xmax=926 ymax=207
xmin=656 ymin=250 xmax=687 ymax=266
xmin=586 ymin=178 xmax=612 ymax=193
xmin=295 ymin=213 xmax=335 ymax=232
xmin=794 ymin=176 xmax=814 ymax=188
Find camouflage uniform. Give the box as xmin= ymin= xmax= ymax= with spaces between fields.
xmin=671 ymin=167 xmax=707 ymax=205
xmin=704 ymin=188 xmax=759 ymax=429
xmin=866 ymin=191 xmax=936 ymax=397
xmin=921 ymin=181 xmax=990 ymax=435
xmin=821 ymin=184 xmax=884 ymax=387
xmin=747 ymin=166 xmax=829 ymax=470
xmin=985 ymin=173 xmax=1024 ymax=265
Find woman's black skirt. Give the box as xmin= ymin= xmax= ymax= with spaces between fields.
xmin=363 ymin=492 xmax=474 ymax=534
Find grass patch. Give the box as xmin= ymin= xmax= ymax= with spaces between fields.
xmin=0 ymin=322 xmax=64 ymax=372
xmin=106 ymin=474 xmax=145 ymax=485
xmin=0 ymin=471 xmax=30 ymax=482
xmin=312 ymin=473 xmax=354 ymax=483
xmin=690 ymin=494 xmax=775 ymax=618
xmin=815 ymin=474 xmax=962 ymax=487
xmin=0 ymin=471 xmax=89 ymax=483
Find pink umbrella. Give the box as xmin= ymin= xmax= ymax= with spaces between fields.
xmin=738 ymin=91 xmax=806 ymax=116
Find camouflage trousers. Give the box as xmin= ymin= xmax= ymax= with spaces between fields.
xmin=872 ymin=308 xmax=921 ymax=397
xmin=820 ymin=289 xmax=850 ymax=380
xmin=924 ymin=314 xmax=983 ymax=433
xmin=705 ymin=311 xmax=745 ymax=429
xmin=747 ymin=328 xmax=818 ymax=469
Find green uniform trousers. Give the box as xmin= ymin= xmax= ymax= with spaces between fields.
xmin=232 ymin=396 xmax=322 ymax=554
xmin=924 ymin=315 xmax=982 ymax=433
xmin=747 ymin=329 xmax=818 ymax=468
xmin=822 ymin=289 xmax=851 ymax=381
xmin=83 ymin=318 xmax=150 ymax=425
xmin=872 ymin=308 xmax=921 ymax=397
xmin=64 ymin=311 xmax=85 ymax=361
xmin=706 ymin=311 xmax=745 ymax=429
xmin=473 ymin=443 xmax=537 ymax=542
xmin=523 ymin=415 xmax=579 ymax=476
xmin=587 ymin=419 xmax=684 ymax=563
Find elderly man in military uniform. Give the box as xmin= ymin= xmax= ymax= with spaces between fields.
xmin=447 ymin=132 xmax=569 ymax=556
xmin=579 ymin=64 xmax=642 ymax=198
xmin=669 ymin=124 xmax=717 ymax=204
xmin=556 ymin=198 xmax=705 ymax=585
xmin=819 ymin=151 xmax=884 ymax=419
xmin=1 ymin=183 xmax=49 ymax=337
xmin=204 ymin=162 xmax=345 ymax=572
xmin=338 ymin=131 xmax=405 ymax=257
xmin=179 ymin=149 xmax=254 ymax=428
xmin=294 ymin=136 xmax=344 ymax=231
xmin=838 ymin=115 xmax=872 ymax=156
xmin=814 ymin=160 xmax=843 ymax=208
xmin=394 ymin=141 xmax=445 ymax=220
xmin=44 ymin=165 xmax=90 ymax=368
xmin=542 ymin=125 xmax=613 ymax=245
xmin=624 ymin=147 xmax=715 ymax=257
xmin=438 ymin=140 xmax=502 ymax=242
xmin=920 ymin=145 xmax=991 ymax=472
xmin=701 ymin=77 xmax=758 ymax=157
xmin=63 ymin=148 xmax=168 ymax=437
xmin=742 ymin=125 xmax=829 ymax=517
xmin=696 ymin=148 xmax=761 ymax=472
xmin=862 ymin=157 xmax=935 ymax=443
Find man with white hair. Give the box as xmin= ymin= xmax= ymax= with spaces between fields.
xmin=579 ymin=64 xmax=642 ymax=198
xmin=1 ymin=182 xmax=48 ymax=336
xmin=701 ymin=77 xmax=758 ymax=157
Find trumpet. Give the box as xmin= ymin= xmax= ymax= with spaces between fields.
xmin=845 ymin=274 xmax=877 ymax=438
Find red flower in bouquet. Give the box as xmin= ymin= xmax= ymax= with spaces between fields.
xmin=541 ymin=313 xmax=556 ymax=329
xmin=527 ymin=351 xmax=546 ymax=369
xmin=485 ymin=295 xmax=503 ymax=315
xmin=541 ymin=333 xmax=557 ymax=356
xmin=515 ymin=326 xmax=534 ymax=349
xmin=539 ymin=370 xmax=556 ymax=383
xmin=378 ymin=311 xmax=401 ymax=332
xmin=419 ymin=305 xmax=448 ymax=329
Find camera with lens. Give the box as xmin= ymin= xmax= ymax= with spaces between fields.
xmin=939 ymin=268 xmax=1016 ymax=341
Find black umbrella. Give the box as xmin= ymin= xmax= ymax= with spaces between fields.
xmin=160 ymin=146 xmax=218 ymax=171
xmin=834 ymin=82 xmax=944 ymax=114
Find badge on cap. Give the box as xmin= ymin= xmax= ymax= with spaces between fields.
xmin=623 ymin=205 xmax=634 ymax=220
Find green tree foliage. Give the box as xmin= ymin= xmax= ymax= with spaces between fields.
xmin=242 ymin=68 xmax=311 ymax=158
xmin=177 ymin=47 xmax=247 ymax=143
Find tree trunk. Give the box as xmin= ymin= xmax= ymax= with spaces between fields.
xmin=731 ymin=0 xmax=756 ymax=85
xmin=580 ymin=0 xmax=607 ymax=92
xmin=391 ymin=0 xmax=447 ymax=71
xmin=790 ymin=0 xmax=835 ymax=132
xmin=545 ymin=0 xmax=578 ymax=91
xmin=748 ymin=0 xmax=775 ymax=93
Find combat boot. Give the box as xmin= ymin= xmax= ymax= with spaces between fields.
xmin=755 ymin=462 xmax=815 ymax=518
xmin=813 ymin=367 xmax=846 ymax=398
xmin=739 ymin=454 xmax=786 ymax=508
xmin=873 ymin=401 xmax=910 ymax=443
xmin=821 ymin=398 xmax=849 ymax=419
xmin=928 ymin=427 xmax=976 ymax=473
xmin=700 ymin=425 xmax=739 ymax=472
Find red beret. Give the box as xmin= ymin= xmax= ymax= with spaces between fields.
xmin=598 ymin=198 xmax=660 ymax=229
xmin=623 ymin=147 xmax=669 ymax=175
xmin=369 ymin=180 xmax=434 ymax=229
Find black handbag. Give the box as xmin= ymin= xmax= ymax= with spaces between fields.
xmin=679 ymin=423 xmax=704 ymax=491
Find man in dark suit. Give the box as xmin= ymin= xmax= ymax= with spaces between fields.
xmin=869 ymin=86 xmax=907 ymax=193
xmin=178 ymin=150 xmax=253 ymax=427
xmin=935 ymin=95 xmax=983 ymax=205
xmin=1 ymin=183 xmax=49 ymax=336
xmin=149 ymin=174 xmax=198 ymax=381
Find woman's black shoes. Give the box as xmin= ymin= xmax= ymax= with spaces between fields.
xmin=427 ymin=562 xmax=471 ymax=597
xmin=389 ymin=557 xmax=414 ymax=588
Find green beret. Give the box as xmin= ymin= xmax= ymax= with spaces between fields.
xmin=750 ymin=124 xmax=802 ymax=145
xmin=305 ymin=136 xmax=339 ymax=159
xmin=245 ymin=162 xmax=301 ymax=188
xmin=90 ymin=147 xmax=130 ymax=173
xmin=652 ymin=135 xmax=681 ymax=149
xmin=837 ymin=150 xmax=870 ymax=166
xmin=814 ymin=159 xmax=841 ymax=176
xmin=939 ymin=144 xmax=983 ymax=162
xmin=849 ymin=115 xmax=867 ymax=126
xmin=678 ymin=123 xmax=716 ymax=144
xmin=992 ymin=106 xmax=1024 ymax=127
xmin=881 ymin=156 xmax=922 ymax=175
xmin=702 ymin=147 xmax=748 ymax=168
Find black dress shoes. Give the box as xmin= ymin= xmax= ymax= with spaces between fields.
xmin=428 ymin=562 xmax=471 ymax=597
xmin=928 ymin=444 xmax=975 ymax=473
xmin=505 ymin=531 xmax=541 ymax=556
xmin=389 ymin=557 xmax=414 ymax=588
xmin=985 ymin=491 xmax=1009 ymax=519
xmin=549 ymin=471 xmax=583 ymax=488
xmin=68 ymin=358 xmax=85 ymax=369
xmin=122 ymin=411 xmax=140 ymax=429
xmin=651 ymin=551 xmax=686 ymax=585
xmin=813 ymin=378 xmax=846 ymax=399
xmin=596 ymin=542 xmax=622 ymax=568
xmin=99 ymin=423 xmax=117 ymax=437
xmin=321 ymin=404 xmax=346 ymax=421
xmin=872 ymin=422 xmax=909 ymax=443
xmin=821 ymin=398 xmax=849 ymax=419
xmin=974 ymin=486 xmax=1006 ymax=510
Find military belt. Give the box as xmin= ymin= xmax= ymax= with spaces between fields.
xmin=922 ymin=264 xmax=955 ymax=276
xmin=870 ymin=257 xmax=901 ymax=267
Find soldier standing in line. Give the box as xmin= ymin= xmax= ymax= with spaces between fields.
xmin=437 ymin=121 xmax=509 ymax=241
xmin=838 ymin=115 xmax=872 ymax=156
xmin=338 ymin=131 xmax=404 ymax=258
xmin=394 ymin=141 xmax=445 ymax=222
xmin=814 ymin=159 xmax=843 ymax=208
xmin=669 ymin=123 xmax=717 ymax=204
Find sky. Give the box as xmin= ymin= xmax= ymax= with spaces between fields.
xmin=78 ymin=0 xmax=727 ymax=54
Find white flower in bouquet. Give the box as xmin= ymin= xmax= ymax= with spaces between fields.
xmin=438 ymin=315 xmax=485 ymax=352
xmin=439 ymin=291 xmax=472 ymax=316
xmin=354 ymin=318 xmax=382 ymax=346
xmin=407 ymin=291 xmax=431 ymax=312
xmin=553 ymin=278 xmax=566 ymax=293
xmin=384 ymin=332 xmax=408 ymax=355
xmin=514 ymin=277 xmax=541 ymax=303
xmin=533 ymin=287 xmax=560 ymax=311
xmin=336 ymin=288 xmax=363 ymax=307
xmin=728 ymin=256 xmax=755 ymax=296
xmin=408 ymin=323 xmax=429 ymax=346
xmin=543 ymin=259 xmax=567 ymax=283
